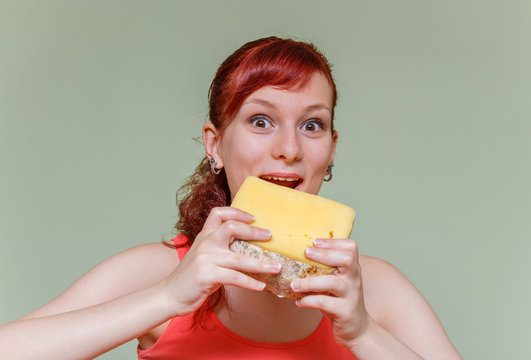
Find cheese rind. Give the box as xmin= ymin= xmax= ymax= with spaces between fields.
xmin=231 ymin=176 xmax=356 ymax=269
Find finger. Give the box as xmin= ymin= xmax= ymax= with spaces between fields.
xmin=203 ymin=206 xmax=255 ymax=232
xmin=295 ymin=294 xmax=342 ymax=314
xmin=291 ymin=275 xmax=347 ymax=297
xmin=313 ymin=238 xmax=358 ymax=253
xmin=217 ymin=253 xmax=282 ymax=274
xmin=305 ymin=246 xmax=357 ymax=269
xmin=216 ymin=220 xmax=271 ymax=244
xmin=215 ymin=267 xmax=266 ymax=291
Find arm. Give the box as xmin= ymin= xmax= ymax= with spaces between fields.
xmin=0 ymin=243 xmax=180 ymax=360
xmin=1 ymin=281 xmax=171 ymax=360
xmin=1 ymin=207 xmax=282 ymax=359
xmin=292 ymin=238 xmax=462 ymax=359
xmin=349 ymin=256 xmax=462 ymax=359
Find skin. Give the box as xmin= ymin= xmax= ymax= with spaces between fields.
xmin=0 ymin=73 xmax=463 ymax=359
xmin=204 ymin=72 xmax=338 ymax=199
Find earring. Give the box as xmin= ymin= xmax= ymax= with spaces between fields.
xmin=209 ymin=157 xmax=221 ymax=175
xmin=324 ymin=163 xmax=334 ymax=182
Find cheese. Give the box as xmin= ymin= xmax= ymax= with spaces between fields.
xmin=231 ymin=176 xmax=356 ymax=269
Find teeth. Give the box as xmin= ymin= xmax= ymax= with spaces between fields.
xmin=261 ymin=176 xmax=300 ymax=182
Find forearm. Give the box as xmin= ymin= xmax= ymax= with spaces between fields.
xmin=0 ymin=281 xmax=172 ymax=360
xmin=348 ymin=319 xmax=424 ymax=360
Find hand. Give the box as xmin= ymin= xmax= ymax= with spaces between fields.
xmin=161 ymin=207 xmax=282 ymax=317
xmin=290 ymin=238 xmax=372 ymax=348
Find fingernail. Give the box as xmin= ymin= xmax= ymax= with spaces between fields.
xmin=266 ymin=262 xmax=282 ymax=272
xmin=313 ymin=238 xmax=325 ymax=247
xmin=291 ymin=280 xmax=300 ymax=291
xmin=257 ymin=282 xmax=266 ymax=290
xmin=295 ymin=299 xmax=301 ymax=306
xmin=261 ymin=229 xmax=272 ymax=238
xmin=305 ymin=247 xmax=317 ymax=257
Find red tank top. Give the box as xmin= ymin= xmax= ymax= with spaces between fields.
xmin=137 ymin=235 xmax=356 ymax=359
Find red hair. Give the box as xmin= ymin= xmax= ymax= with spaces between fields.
xmin=171 ymin=36 xmax=337 ymax=327
xmin=209 ymin=36 xmax=337 ymax=135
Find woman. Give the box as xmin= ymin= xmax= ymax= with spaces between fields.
xmin=0 ymin=37 xmax=462 ymax=359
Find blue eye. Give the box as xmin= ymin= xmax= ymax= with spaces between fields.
xmin=301 ymin=119 xmax=324 ymax=132
xmin=250 ymin=115 xmax=272 ymax=128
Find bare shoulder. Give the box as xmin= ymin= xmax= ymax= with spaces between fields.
xmin=358 ymin=254 xmax=425 ymax=321
xmin=358 ymin=254 xmax=462 ymax=359
xmin=358 ymin=254 xmax=416 ymax=297
xmin=19 ymin=241 xmax=180 ymax=320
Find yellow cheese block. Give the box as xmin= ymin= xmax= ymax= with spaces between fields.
xmin=231 ymin=176 xmax=356 ymax=269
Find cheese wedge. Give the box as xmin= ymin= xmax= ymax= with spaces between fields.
xmin=231 ymin=176 xmax=356 ymax=269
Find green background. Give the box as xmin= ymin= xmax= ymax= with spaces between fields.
xmin=1 ymin=1 xmax=530 ymax=358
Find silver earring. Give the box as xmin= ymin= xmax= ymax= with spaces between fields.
xmin=324 ymin=163 xmax=334 ymax=182
xmin=209 ymin=157 xmax=221 ymax=175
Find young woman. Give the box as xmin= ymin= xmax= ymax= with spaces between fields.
xmin=0 ymin=37 xmax=462 ymax=359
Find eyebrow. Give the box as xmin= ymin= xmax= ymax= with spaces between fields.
xmin=244 ymin=98 xmax=331 ymax=113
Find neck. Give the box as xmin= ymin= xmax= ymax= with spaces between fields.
xmin=215 ymin=285 xmax=323 ymax=343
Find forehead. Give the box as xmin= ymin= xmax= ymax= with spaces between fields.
xmin=242 ymin=72 xmax=334 ymax=110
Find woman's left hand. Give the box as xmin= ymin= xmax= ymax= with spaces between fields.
xmin=290 ymin=237 xmax=373 ymax=348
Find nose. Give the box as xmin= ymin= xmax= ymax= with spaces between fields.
xmin=271 ymin=126 xmax=303 ymax=163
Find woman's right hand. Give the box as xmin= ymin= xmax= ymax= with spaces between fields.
xmin=160 ymin=207 xmax=281 ymax=317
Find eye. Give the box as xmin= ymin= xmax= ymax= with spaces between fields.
xmin=301 ymin=119 xmax=324 ymax=132
xmin=250 ymin=115 xmax=272 ymax=129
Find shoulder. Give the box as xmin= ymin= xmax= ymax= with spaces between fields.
xmin=19 ymin=241 xmax=180 ymax=320
xmin=91 ymin=241 xmax=181 ymax=279
xmin=358 ymin=254 xmax=415 ymax=296
xmin=72 ymin=241 xmax=181 ymax=295
xmin=358 ymin=254 xmax=461 ymax=358
xmin=358 ymin=254 xmax=425 ymax=321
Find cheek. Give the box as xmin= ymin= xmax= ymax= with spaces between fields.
xmin=307 ymin=143 xmax=333 ymax=170
xmin=219 ymin=133 xmax=267 ymax=193
xmin=222 ymin=137 xmax=267 ymax=200
xmin=223 ymin=136 xmax=265 ymax=166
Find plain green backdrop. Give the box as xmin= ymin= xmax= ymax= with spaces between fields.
xmin=1 ymin=1 xmax=530 ymax=359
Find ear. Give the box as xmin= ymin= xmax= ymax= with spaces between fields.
xmin=329 ymin=130 xmax=338 ymax=165
xmin=203 ymin=123 xmax=224 ymax=169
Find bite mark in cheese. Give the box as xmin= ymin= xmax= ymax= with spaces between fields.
xmin=231 ymin=176 xmax=356 ymax=269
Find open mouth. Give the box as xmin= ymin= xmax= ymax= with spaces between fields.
xmin=260 ymin=175 xmax=303 ymax=189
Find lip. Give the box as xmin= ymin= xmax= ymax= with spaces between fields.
xmin=260 ymin=172 xmax=303 ymax=179
xmin=259 ymin=172 xmax=304 ymax=191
